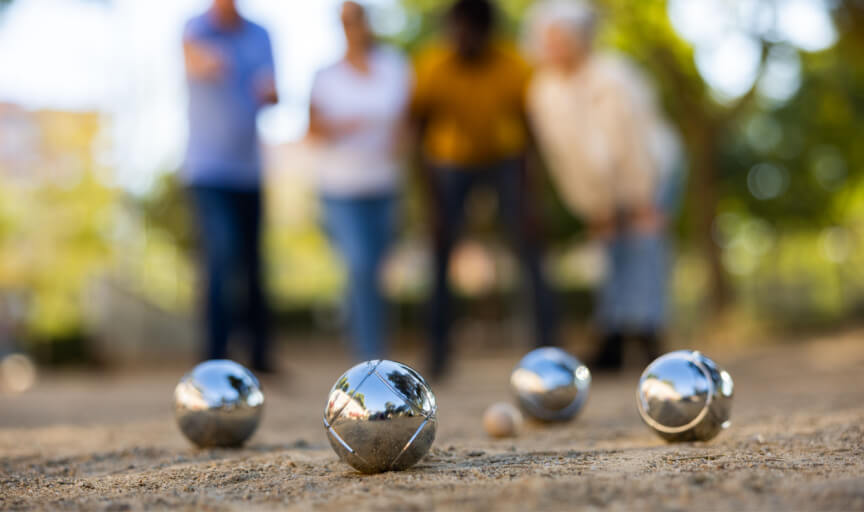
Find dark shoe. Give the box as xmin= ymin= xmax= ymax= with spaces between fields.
xmin=251 ymin=359 xmax=279 ymax=375
xmin=425 ymin=355 xmax=451 ymax=385
xmin=589 ymin=332 xmax=624 ymax=372
xmin=254 ymin=364 xmax=290 ymax=394
xmin=637 ymin=332 xmax=663 ymax=364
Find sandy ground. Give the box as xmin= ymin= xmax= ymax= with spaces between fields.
xmin=2 ymin=332 xmax=864 ymax=511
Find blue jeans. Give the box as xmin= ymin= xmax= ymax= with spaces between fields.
xmin=597 ymin=231 xmax=668 ymax=333
xmin=188 ymin=186 xmax=270 ymax=368
xmin=428 ymin=159 xmax=559 ymax=373
xmin=322 ymin=194 xmax=396 ymax=361
xmin=596 ymin=161 xmax=684 ymax=335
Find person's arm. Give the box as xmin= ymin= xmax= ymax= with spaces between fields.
xmin=255 ymin=74 xmax=278 ymax=106
xmin=607 ymin=84 xmax=663 ymax=234
xmin=307 ymin=102 xmax=328 ymax=140
xmin=306 ymin=97 xmax=366 ymax=142
xmin=255 ymin=32 xmax=278 ymax=105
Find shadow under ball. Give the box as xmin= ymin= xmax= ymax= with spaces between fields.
xmin=511 ymin=347 xmax=592 ymax=422
xmin=324 ymin=359 xmax=438 ymax=474
xmin=174 ymin=360 xmax=264 ymax=448
xmin=637 ymin=350 xmax=734 ymax=442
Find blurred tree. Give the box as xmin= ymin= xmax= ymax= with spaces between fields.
xmin=0 ymin=109 xmax=116 ymax=342
xmin=137 ymin=172 xmax=195 ymax=257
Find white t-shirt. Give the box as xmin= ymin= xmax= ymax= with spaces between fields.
xmin=310 ymin=46 xmax=411 ymax=197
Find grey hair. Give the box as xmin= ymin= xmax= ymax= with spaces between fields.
xmin=524 ymin=0 xmax=599 ymax=57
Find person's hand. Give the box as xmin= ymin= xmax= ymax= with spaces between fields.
xmin=632 ymin=204 xmax=665 ymax=235
xmin=254 ymin=72 xmax=279 ymax=105
xmin=331 ymin=118 xmax=368 ymax=137
xmin=184 ymin=41 xmax=226 ymax=81
xmin=309 ymin=118 xmax=367 ymax=141
xmin=588 ymin=214 xmax=616 ymax=241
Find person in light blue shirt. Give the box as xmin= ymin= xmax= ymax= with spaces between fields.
xmin=183 ymin=0 xmax=278 ymax=372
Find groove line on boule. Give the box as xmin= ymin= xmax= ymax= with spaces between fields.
xmin=390 ymin=418 xmax=430 ymax=470
xmin=371 ymin=369 xmax=429 ymax=418
xmin=327 ymin=360 xmax=383 ymax=425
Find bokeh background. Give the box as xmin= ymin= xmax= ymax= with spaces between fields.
xmin=0 ymin=0 xmax=862 ymax=374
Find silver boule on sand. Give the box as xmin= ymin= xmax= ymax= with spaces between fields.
xmin=174 ymin=359 xmax=264 ymax=448
xmin=637 ymin=350 xmax=734 ymax=442
xmin=511 ymin=347 xmax=591 ymax=422
xmin=324 ymin=359 xmax=438 ymax=473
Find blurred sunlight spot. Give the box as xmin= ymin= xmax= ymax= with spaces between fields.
xmin=820 ymin=227 xmax=851 ymax=263
xmin=695 ymin=32 xmax=762 ymax=100
xmin=809 ymin=145 xmax=847 ymax=191
xmin=758 ymin=45 xmax=802 ymax=105
xmin=669 ymin=0 xmax=836 ymax=101
xmin=667 ymin=0 xmax=731 ymax=47
xmin=713 ymin=212 xmax=744 ymax=249
xmin=736 ymin=0 xmax=777 ymax=38
xmin=0 ymin=353 xmax=37 ymax=394
xmin=718 ymin=216 xmax=775 ymax=275
xmin=748 ymin=163 xmax=789 ymax=200
xmin=739 ymin=218 xmax=776 ymax=256
xmin=723 ymin=244 xmax=758 ymax=275
xmin=744 ymin=115 xmax=783 ymax=153
xmin=776 ymin=0 xmax=837 ymax=52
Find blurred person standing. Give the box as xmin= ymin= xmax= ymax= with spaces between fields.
xmin=307 ymin=2 xmax=411 ymax=361
xmin=182 ymin=0 xmax=278 ymax=371
xmin=412 ymin=0 xmax=559 ymax=378
xmin=525 ymin=1 xmax=685 ymax=371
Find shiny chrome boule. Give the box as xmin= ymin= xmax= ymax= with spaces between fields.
xmin=637 ymin=350 xmax=733 ymax=442
xmin=510 ymin=347 xmax=591 ymax=422
xmin=324 ymin=360 xmax=437 ymax=474
xmin=174 ymin=360 xmax=264 ymax=448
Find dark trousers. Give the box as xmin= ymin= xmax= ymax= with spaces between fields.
xmin=188 ymin=186 xmax=269 ymax=368
xmin=428 ymin=159 xmax=558 ymax=372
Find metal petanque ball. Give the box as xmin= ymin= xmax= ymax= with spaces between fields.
xmin=174 ymin=360 xmax=264 ymax=448
xmin=324 ymin=359 xmax=437 ymax=474
xmin=637 ymin=350 xmax=734 ymax=442
xmin=510 ymin=347 xmax=591 ymax=422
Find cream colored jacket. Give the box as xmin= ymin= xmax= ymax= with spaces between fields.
xmin=528 ymin=54 xmax=677 ymax=220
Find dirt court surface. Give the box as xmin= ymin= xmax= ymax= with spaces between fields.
xmin=2 ymin=333 xmax=864 ymax=511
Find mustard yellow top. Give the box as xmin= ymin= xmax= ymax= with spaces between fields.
xmin=411 ymin=41 xmax=531 ymax=167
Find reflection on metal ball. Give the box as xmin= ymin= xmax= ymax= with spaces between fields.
xmin=511 ymin=347 xmax=591 ymax=422
xmin=324 ymin=360 xmax=437 ymax=474
xmin=174 ymin=360 xmax=264 ymax=448
xmin=637 ymin=350 xmax=734 ymax=442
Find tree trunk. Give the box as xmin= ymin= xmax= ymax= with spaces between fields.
xmin=690 ymin=124 xmax=731 ymax=313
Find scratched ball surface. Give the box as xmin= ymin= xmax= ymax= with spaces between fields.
xmin=324 ymin=360 xmax=438 ymax=473
xmin=483 ymin=402 xmax=523 ymax=438
xmin=511 ymin=347 xmax=591 ymax=422
xmin=637 ymin=350 xmax=734 ymax=442
xmin=174 ymin=360 xmax=264 ymax=448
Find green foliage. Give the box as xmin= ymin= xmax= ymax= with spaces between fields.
xmin=0 ymin=172 xmax=116 ymax=340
